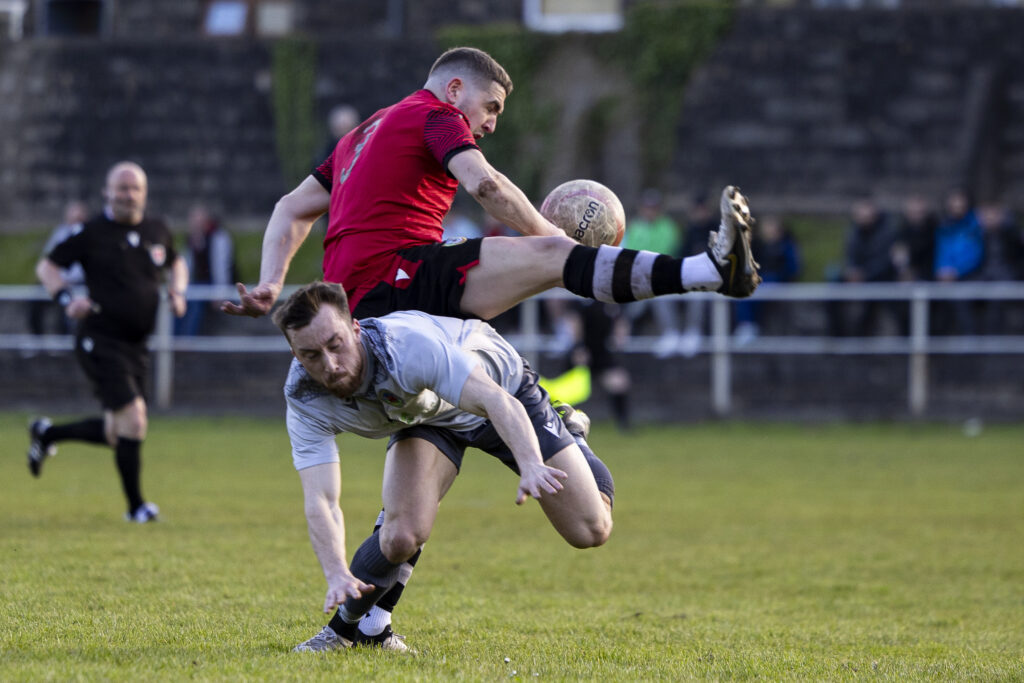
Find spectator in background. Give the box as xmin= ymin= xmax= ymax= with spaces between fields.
xmin=623 ymin=189 xmax=684 ymax=357
xmin=318 ymin=104 xmax=360 ymax=164
xmin=676 ymin=191 xmax=721 ymax=356
xmin=830 ymin=198 xmax=901 ymax=336
xmin=175 ymin=205 xmax=235 ymax=336
xmin=734 ymin=215 xmax=800 ymax=345
xmin=975 ymin=203 xmax=1023 ymax=334
xmin=934 ymin=187 xmax=985 ymax=334
xmin=892 ymin=193 xmax=938 ymax=282
xmin=27 ymin=200 xmax=89 ymax=337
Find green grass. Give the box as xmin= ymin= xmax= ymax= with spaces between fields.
xmin=2 ymin=416 xmax=1023 ymax=680
xmin=0 ymin=231 xmax=52 ymax=284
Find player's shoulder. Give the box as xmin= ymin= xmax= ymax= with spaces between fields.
xmin=372 ymin=310 xmax=467 ymax=340
xmin=77 ymin=214 xmax=107 ymax=233
xmin=361 ymin=312 xmax=463 ymax=370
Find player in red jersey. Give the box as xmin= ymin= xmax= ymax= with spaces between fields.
xmin=222 ymin=47 xmax=759 ymax=324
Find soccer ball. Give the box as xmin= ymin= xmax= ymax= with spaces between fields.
xmin=540 ymin=179 xmax=626 ymax=247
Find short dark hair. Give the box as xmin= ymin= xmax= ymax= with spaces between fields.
xmin=273 ymin=281 xmax=351 ymax=337
xmin=429 ymin=47 xmax=513 ymax=96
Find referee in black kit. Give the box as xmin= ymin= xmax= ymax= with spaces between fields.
xmin=31 ymin=161 xmax=189 ymax=523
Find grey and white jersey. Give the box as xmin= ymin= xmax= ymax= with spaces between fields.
xmin=284 ymin=310 xmax=525 ymax=470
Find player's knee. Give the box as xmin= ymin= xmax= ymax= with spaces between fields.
xmin=565 ymin=512 xmax=612 ymax=549
xmin=379 ymin=525 xmax=428 ymax=563
xmin=112 ymin=402 xmax=147 ymax=440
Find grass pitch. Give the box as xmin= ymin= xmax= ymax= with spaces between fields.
xmin=2 ymin=415 xmax=1023 ymax=681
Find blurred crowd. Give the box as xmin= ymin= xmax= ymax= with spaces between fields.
xmin=828 ymin=188 xmax=1024 ymax=336
xmin=438 ymin=184 xmax=1024 ymax=344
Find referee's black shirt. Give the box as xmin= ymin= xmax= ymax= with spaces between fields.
xmin=47 ymin=213 xmax=178 ymax=344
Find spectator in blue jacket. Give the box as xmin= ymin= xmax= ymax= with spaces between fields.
xmin=934 ymin=187 xmax=985 ymax=334
xmin=935 ymin=188 xmax=984 ymax=283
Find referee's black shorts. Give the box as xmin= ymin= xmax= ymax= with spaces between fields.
xmin=74 ymin=332 xmax=148 ymax=411
xmin=353 ymin=237 xmax=483 ymax=320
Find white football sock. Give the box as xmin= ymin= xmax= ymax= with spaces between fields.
xmin=358 ymin=605 xmax=392 ymax=636
xmin=681 ymin=253 xmax=723 ymax=291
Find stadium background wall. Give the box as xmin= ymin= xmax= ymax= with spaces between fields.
xmin=1 ymin=2 xmax=1023 ymax=228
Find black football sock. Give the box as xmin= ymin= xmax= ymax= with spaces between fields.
xmin=114 ymin=437 xmax=145 ymax=513
xmin=563 ymin=245 xmax=683 ymax=303
xmin=563 ymin=245 xmax=723 ymax=303
xmin=358 ymin=510 xmax=422 ymax=636
xmin=329 ymin=529 xmax=402 ymax=638
xmin=44 ymin=418 xmax=106 ymax=446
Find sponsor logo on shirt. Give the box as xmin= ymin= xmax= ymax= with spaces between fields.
xmin=379 ymin=390 xmax=403 ymax=406
xmin=395 ymin=268 xmax=411 ymax=282
xmin=543 ymin=420 xmax=561 ymax=437
xmin=127 ymin=231 xmax=140 ymax=248
xmin=442 ymin=237 xmax=468 ymax=246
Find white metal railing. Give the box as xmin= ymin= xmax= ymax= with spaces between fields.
xmin=3 ymin=282 xmax=1024 ymax=416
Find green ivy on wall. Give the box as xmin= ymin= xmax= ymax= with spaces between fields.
xmin=271 ymin=37 xmax=318 ymax=189
xmin=611 ymin=0 xmax=734 ymax=186
xmin=437 ymin=1 xmax=734 ymax=192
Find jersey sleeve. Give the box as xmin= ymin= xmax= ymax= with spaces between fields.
xmin=390 ymin=325 xmax=479 ymax=407
xmin=45 ymin=224 xmax=86 ymax=269
xmin=312 ymin=153 xmax=333 ymax=192
xmin=286 ymin=402 xmax=341 ymax=471
xmin=423 ymin=108 xmax=480 ymax=176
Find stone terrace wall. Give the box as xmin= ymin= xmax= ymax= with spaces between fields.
xmin=0 ymin=35 xmax=437 ymax=226
xmin=4 ymin=5 xmax=1024 ymax=226
xmin=670 ymin=7 xmax=1024 ymax=214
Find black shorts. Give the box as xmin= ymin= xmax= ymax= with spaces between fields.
xmin=74 ymin=332 xmax=148 ymax=410
xmin=353 ymin=237 xmax=483 ymax=319
xmin=386 ymin=363 xmax=575 ymax=474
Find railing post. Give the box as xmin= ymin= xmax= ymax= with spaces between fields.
xmin=710 ymin=297 xmax=731 ymax=416
xmin=154 ymin=295 xmax=174 ymax=410
xmin=908 ymin=288 xmax=929 ymax=416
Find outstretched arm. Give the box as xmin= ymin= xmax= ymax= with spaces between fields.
xmin=457 ymin=365 xmax=567 ymax=504
xmin=298 ymin=462 xmax=374 ymax=613
xmin=448 ymin=149 xmax=562 ymax=238
xmin=221 ymin=175 xmax=330 ymax=317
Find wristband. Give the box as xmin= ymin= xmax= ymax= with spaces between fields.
xmin=54 ymin=288 xmax=73 ymax=307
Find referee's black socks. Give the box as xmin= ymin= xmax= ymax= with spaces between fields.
xmin=42 ymin=417 xmax=106 ymax=446
xmin=115 ymin=437 xmax=145 ymax=514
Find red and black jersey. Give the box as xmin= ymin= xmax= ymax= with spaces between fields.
xmin=47 ymin=213 xmax=178 ymax=344
xmin=312 ymin=89 xmax=479 ymax=310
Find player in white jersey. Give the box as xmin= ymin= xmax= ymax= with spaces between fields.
xmin=275 ymin=281 xmax=614 ymax=652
